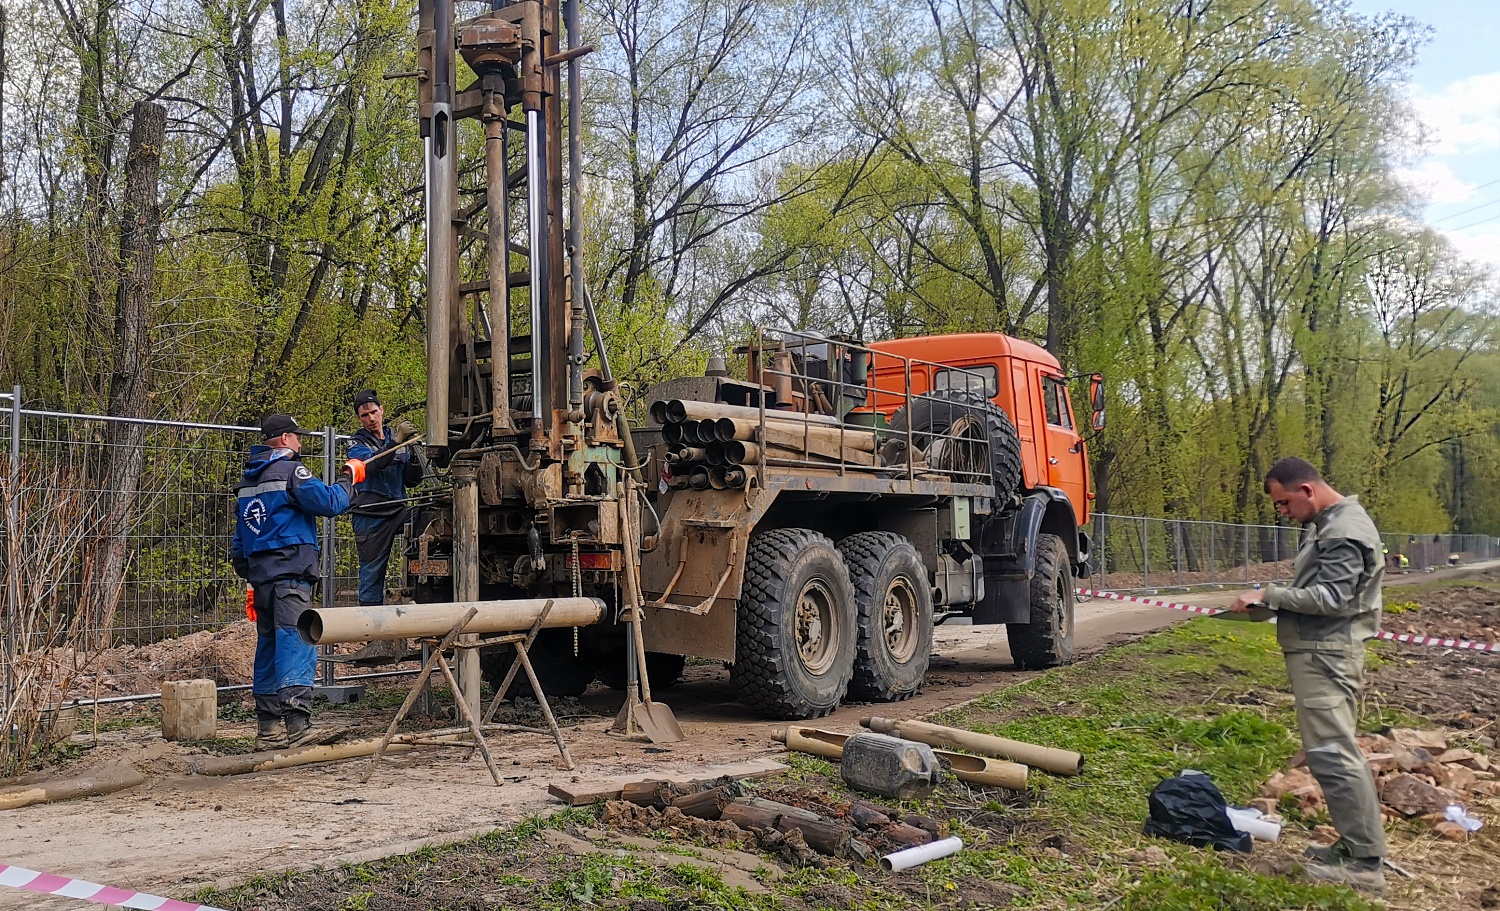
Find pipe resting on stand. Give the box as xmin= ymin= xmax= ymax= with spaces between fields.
xmin=298 ymin=597 xmax=608 ymax=645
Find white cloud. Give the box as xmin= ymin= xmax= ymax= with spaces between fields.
xmin=1393 ymin=160 xmax=1476 ymax=204
xmin=1412 ymin=73 xmax=1500 ymax=155
xmin=1442 ymin=227 xmax=1500 ymax=271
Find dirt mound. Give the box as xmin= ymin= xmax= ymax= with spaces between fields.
xmin=69 ymin=622 xmax=258 ymax=696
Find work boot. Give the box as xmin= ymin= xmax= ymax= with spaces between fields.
xmin=1304 ymin=840 xmax=1358 ymax=865
xmin=284 ymin=710 xmax=321 ymax=749
xmin=255 ymin=712 xmax=289 ymax=751
xmin=1305 ymin=856 xmax=1385 ymax=893
xmin=284 ymin=709 xmax=346 ymax=748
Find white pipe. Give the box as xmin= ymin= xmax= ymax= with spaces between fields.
xmin=297 ymin=597 xmax=607 ymax=644
xmin=880 ymin=836 xmax=963 ymax=872
xmin=1226 ymin=807 xmax=1281 ymax=843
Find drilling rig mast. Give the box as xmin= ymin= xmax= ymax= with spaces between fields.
xmin=411 ymin=0 xmax=654 ymax=730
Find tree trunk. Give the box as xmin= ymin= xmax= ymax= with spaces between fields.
xmin=83 ymin=101 xmax=165 ymax=647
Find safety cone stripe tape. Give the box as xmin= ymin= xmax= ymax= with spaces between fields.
xmin=0 ymin=863 xmax=226 ymax=911
xmin=1076 ymin=589 xmax=1499 ymax=653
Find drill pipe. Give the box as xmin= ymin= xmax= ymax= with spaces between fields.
xmin=297 ymin=597 xmax=607 ymax=645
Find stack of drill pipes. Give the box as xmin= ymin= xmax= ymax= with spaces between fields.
xmin=773 ymin=726 xmax=1028 ymax=790
xmin=862 ymin=716 xmax=1083 ymax=777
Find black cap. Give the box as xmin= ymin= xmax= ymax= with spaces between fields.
xmin=353 ymin=389 xmax=380 ymax=411
xmin=261 ymin=414 xmax=312 ymax=439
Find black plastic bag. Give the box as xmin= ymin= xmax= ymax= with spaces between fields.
xmin=1142 ymin=771 xmax=1252 ymax=853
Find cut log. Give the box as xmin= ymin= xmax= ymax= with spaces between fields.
xmin=721 ymin=802 xmax=781 ymax=832
xmin=672 ymin=786 xmax=737 ymax=820
xmin=735 ymin=796 xmax=822 ymax=822
xmin=620 ymin=780 xmax=681 ymax=808
xmin=776 ymin=816 xmax=853 ymax=857
xmin=848 ymin=802 xmax=891 ymax=829
xmin=903 ymin=813 xmax=944 ymax=837
xmin=885 ymin=823 xmax=934 ymax=847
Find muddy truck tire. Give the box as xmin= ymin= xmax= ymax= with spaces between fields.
xmin=838 ymin=532 xmax=933 ymax=702
xmin=733 ymin=528 xmax=857 ymax=719
xmin=596 ymin=652 xmax=687 ymax=690
xmin=881 ymin=390 xmax=1023 ymax=508
xmin=1006 ymin=532 xmax=1076 ymax=669
xmin=480 ymin=627 xmax=596 ymax=698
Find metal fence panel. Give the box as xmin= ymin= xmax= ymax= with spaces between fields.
xmin=3 ymin=391 xmax=1499 ymax=704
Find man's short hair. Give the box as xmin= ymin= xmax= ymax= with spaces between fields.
xmin=1264 ymin=456 xmax=1322 ymax=493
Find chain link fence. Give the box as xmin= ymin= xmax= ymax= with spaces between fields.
xmin=0 ymin=386 xmax=408 ymax=715
xmin=3 ymin=388 xmax=1498 ymax=708
xmin=1086 ymin=513 xmax=1500 ymax=592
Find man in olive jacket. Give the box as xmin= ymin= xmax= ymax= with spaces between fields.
xmin=1230 ymin=457 xmax=1386 ymax=892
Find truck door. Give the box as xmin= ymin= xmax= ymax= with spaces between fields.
xmin=1040 ymin=374 xmax=1087 ymax=520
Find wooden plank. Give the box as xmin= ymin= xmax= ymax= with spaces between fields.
xmin=546 ymin=757 xmax=787 ymax=806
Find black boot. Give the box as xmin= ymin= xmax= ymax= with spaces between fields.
xmin=255 ymin=712 xmax=289 ymax=751
xmin=284 ymin=709 xmax=320 ymax=748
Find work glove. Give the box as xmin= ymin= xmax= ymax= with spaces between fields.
xmin=395 ymin=420 xmax=418 ymax=443
xmin=342 ymin=458 xmax=367 ymax=484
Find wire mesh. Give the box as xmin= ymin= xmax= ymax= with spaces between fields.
xmin=3 ymin=389 xmax=1499 ymax=702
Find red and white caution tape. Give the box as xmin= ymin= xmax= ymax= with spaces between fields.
xmin=1373 ymin=630 xmax=1500 ymax=653
xmin=0 ymin=862 xmax=226 ymax=911
xmin=1077 ymin=588 xmax=1227 ymax=617
xmin=1077 ymin=588 xmax=1500 ymax=653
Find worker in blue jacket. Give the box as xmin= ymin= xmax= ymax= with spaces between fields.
xmin=232 ymin=414 xmax=363 ymax=750
xmin=347 ymin=389 xmax=424 ymax=608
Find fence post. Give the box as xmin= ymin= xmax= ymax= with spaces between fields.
xmin=320 ymin=425 xmax=335 ymax=687
xmin=1243 ymin=527 xmax=1251 ymax=584
xmin=1208 ymin=523 xmax=1216 ymax=587
xmin=1141 ymin=518 xmax=1149 ymax=587
xmin=4 ymin=385 xmax=19 ymax=710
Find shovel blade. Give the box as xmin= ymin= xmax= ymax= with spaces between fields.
xmin=638 ymin=701 xmax=684 ymax=744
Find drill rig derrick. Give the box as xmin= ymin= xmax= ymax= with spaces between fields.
xmin=411 ymin=0 xmax=643 ymax=724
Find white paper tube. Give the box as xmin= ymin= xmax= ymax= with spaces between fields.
xmin=880 ymin=836 xmax=963 ymax=872
xmin=1226 ymin=807 xmax=1281 ymax=843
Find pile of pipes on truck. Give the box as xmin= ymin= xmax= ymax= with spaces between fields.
xmin=651 ymin=399 xmax=880 ymax=489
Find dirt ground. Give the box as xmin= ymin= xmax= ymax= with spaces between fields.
xmin=0 ymin=564 xmax=1493 ymax=910
xmin=1368 ymin=566 xmax=1500 ymax=728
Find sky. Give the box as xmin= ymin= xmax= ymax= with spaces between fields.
xmin=1346 ymin=0 xmax=1500 ymax=268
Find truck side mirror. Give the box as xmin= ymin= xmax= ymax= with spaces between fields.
xmin=1089 ymin=374 xmax=1105 ymax=431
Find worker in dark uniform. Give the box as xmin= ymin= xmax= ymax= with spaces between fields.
xmin=232 ymin=414 xmax=363 ymax=750
xmin=348 ymin=389 xmax=423 ymax=608
xmin=1230 ymin=457 xmax=1386 ymax=892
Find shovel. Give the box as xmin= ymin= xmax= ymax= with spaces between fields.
xmin=612 ymin=608 xmax=684 ymax=743
xmin=611 ymin=481 xmax=684 ymax=744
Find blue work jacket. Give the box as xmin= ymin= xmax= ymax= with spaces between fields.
xmin=231 ymin=446 xmax=352 ymax=584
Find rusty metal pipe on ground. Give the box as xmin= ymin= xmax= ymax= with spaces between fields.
xmin=297 ymin=597 xmax=607 ymax=645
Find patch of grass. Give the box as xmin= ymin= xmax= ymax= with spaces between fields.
xmin=1383 ymin=599 xmax=1422 ymax=615
xmin=1120 ymin=857 xmax=1379 ymax=910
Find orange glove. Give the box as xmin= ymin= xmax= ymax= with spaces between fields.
xmin=343 ymin=458 xmax=366 ymax=484
xmin=244 ymin=585 xmax=257 ymax=622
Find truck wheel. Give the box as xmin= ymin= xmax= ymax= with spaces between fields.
xmin=596 ymin=652 xmax=687 ymax=690
xmin=480 ymin=628 xmax=596 ymax=698
xmin=838 ymin=532 xmax=932 ymax=701
xmin=882 ymin=390 xmax=1023 ymax=507
xmin=1006 ymin=533 xmax=1076 ymax=669
xmin=733 ymin=528 xmax=857 ymax=719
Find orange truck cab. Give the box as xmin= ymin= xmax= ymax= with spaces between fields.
xmin=865 ymin=333 xmax=1099 ymax=628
